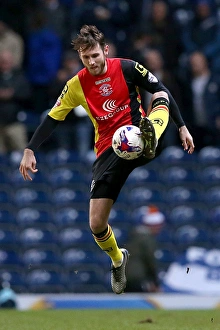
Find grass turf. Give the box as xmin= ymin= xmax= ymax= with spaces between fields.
xmin=0 ymin=309 xmax=219 ymax=330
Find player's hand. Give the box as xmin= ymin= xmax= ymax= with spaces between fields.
xmin=19 ymin=148 xmax=38 ymax=181
xmin=179 ymin=125 xmax=195 ymax=154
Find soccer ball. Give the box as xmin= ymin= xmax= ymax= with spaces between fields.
xmin=112 ymin=125 xmax=144 ymax=160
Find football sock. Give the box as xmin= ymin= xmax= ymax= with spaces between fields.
xmin=148 ymin=97 xmax=169 ymax=140
xmin=92 ymin=225 xmax=123 ymax=267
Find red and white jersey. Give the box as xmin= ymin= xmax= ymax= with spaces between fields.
xmin=48 ymin=58 xmax=167 ymax=157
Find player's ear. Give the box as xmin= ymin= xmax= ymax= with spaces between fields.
xmin=104 ymin=44 xmax=109 ymax=57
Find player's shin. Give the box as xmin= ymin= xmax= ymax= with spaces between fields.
xmin=92 ymin=224 xmax=123 ymax=267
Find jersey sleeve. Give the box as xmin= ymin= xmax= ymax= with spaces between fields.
xmin=121 ymin=59 xmax=185 ymax=128
xmin=27 ymin=115 xmax=59 ymax=151
xmin=48 ymin=75 xmax=84 ymax=121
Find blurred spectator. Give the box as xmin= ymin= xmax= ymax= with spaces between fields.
xmin=48 ymin=50 xmax=93 ymax=155
xmin=26 ymin=10 xmax=62 ymax=114
xmin=136 ymin=0 xmax=183 ymax=71
xmin=0 ymin=281 xmax=17 ymax=309
xmin=0 ymin=2 xmax=28 ymax=39
xmin=180 ymin=0 xmax=220 ymax=71
xmin=0 ymin=50 xmax=31 ymax=154
xmin=37 ymin=0 xmax=70 ymax=48
xmin=179 ymin=51 xmax=220 ymax=149
xmin=140 ymin=48 xmax=182 ymax=147
xmin=126 ymin=205 xmax=165 ymax=293
xmin=0 ymin=17 xmax=24 ymax=69
xmin=73 ymin=0 xmax=133 ymax=56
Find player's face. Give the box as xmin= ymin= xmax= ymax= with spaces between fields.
xmin=79 ymin=43 xmax=109 ymax=76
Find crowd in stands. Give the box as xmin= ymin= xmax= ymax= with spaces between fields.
xmin=0 ymin=0 xmax=220 ymax=155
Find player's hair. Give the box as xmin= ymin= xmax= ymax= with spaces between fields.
xmin=72 ymin=25 xmax=106 ymax=52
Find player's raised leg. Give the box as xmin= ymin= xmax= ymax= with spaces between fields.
xmin=139 ymin=91 xmax=169 ymax=159
xmin=90 ymin=198 xmax=129 ymax=294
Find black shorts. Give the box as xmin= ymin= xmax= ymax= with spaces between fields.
xmin=90 ymin=136 xmax=164 ymax=202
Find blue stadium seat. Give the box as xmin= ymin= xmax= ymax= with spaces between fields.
xmin=22 ymin=248 xmax=60 ymax=269
xmin=111 ymin=226 xmax=129 ymax=244
xmin=126 ymin=166 xmax=158 ymax=184
xmin=0 ymin=270 xmax=26 ymax=293
xmin=53 ymin=207 xmax=88 ymax=228
xmin=155 ymin=227 xmax=174 ymax=248
xmin=13 ymin=187 xmax=50 ymax=207
xmin=109 ymin=205 xmax=131 ymax=224
xmin=0 ymin=229 xmax=17 ymax=248
xmin=16 ymin=207 xmax=52 ymax=228
xmin=128 ymin=184 xmax=164 ymax=206
xmin=0 ymin=209 xmax=16 ymax=227
xmin=164 ymin=185 xmax=201 ymax=204
xmin=168 ymin=204 xmax=207 ymax=228
xmin=0 ymin=187 xmax=13 ymax=204
xmin=198 ymin=146 xmax=220 ymax=165
xmin=26 ymin=269 xmax=65 ymax=293
xmin=0 ymin=169 xmax=9 ymax=184
xmin=173 ymin=225 xmax=210 ymax=250
xmin=19 ymin=227 xmax=57 ymax=248
xmin=0 ymin=153 xmax=9 ymax=166
xmin=159 ymin=146 xmax=196 ymax=164
xmin=159 ymin=165 xmax=197 ymax=185
xmin=46 ymin=167 xmax=87 ymax=186
xmin=203 ymin=186 xmax=220 ymax=205
xmin=61 ymin=248 xmax=101 ymax=267
xmin=9 ymin=168 xmax=47 ymax=186
xmin=51 ymin=187 xmax=89 ymax=206
xmin=64 ymin=267 xmax=107 ymax=293
xmin=17 ymin=110 xmax=40 ymax=131
xmin=0 ymin=250 xmax=21 ymax=270
xmin=199 ymin=165 xmax=220 ymax=186
xmin=58 ymin=227 xmax=94 ymax=248
xmin=208 ymin=206 xmax=220 ymax=228
xmin=210 ymin=228 xmax=220 ymax=247
xmin=154 ymin=248 xmax=176 ymax=267
xmin=44 ymin=148 xmax=80 ymax=166
xmin=8 ymin=150 xmax=23 ymax=169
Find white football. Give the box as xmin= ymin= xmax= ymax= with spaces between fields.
xmin=112 ymin=125 xmax=144 ymax=160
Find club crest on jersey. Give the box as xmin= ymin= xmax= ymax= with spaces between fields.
xmin=99 ymin=83 xmax=113 ymax=96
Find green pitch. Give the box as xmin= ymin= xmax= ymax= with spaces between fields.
xmin=0 ymin=309 xmax=219 ymax=330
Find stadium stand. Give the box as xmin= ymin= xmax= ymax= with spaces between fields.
xmin=0 ymin=147 xmax=220 ymax=292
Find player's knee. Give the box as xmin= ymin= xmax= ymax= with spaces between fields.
xmin=89 ymin=218 xmax=108 ymax=234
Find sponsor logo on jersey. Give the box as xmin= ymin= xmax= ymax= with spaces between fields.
xmin=95 ymin=77 xmax=111 ymax=85
xmin=147 ymin=71 xmax=158 ymax=83
xmin=90 ymin=180 xmax=96 ymax=192
xmin=102 ymin=99 xmax=117 ymax=112
xmin=60 ymin=84 xmax=68 ymax=98
xmin=95 ymin=99 xmax=129 ymax=120
xmin=135 ymin=62 xmax=147 ymax=76
xmin=99 ymin=84 xmax=113 ymax=96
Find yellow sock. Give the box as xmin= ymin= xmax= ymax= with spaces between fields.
xmin=148 ymin=99 xmax=169 ymax=140
xmin=92 ymin=225 xmax=123 ymax=267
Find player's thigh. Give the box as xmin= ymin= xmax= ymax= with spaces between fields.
xmin=89 ymin=198 xmax=113 ymax=233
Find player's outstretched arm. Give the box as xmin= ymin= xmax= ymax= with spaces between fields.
xmin=19 ymin=148 xmax=38 ymax=181
xmin=179 ymin=125 xmax=195 ymax=154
